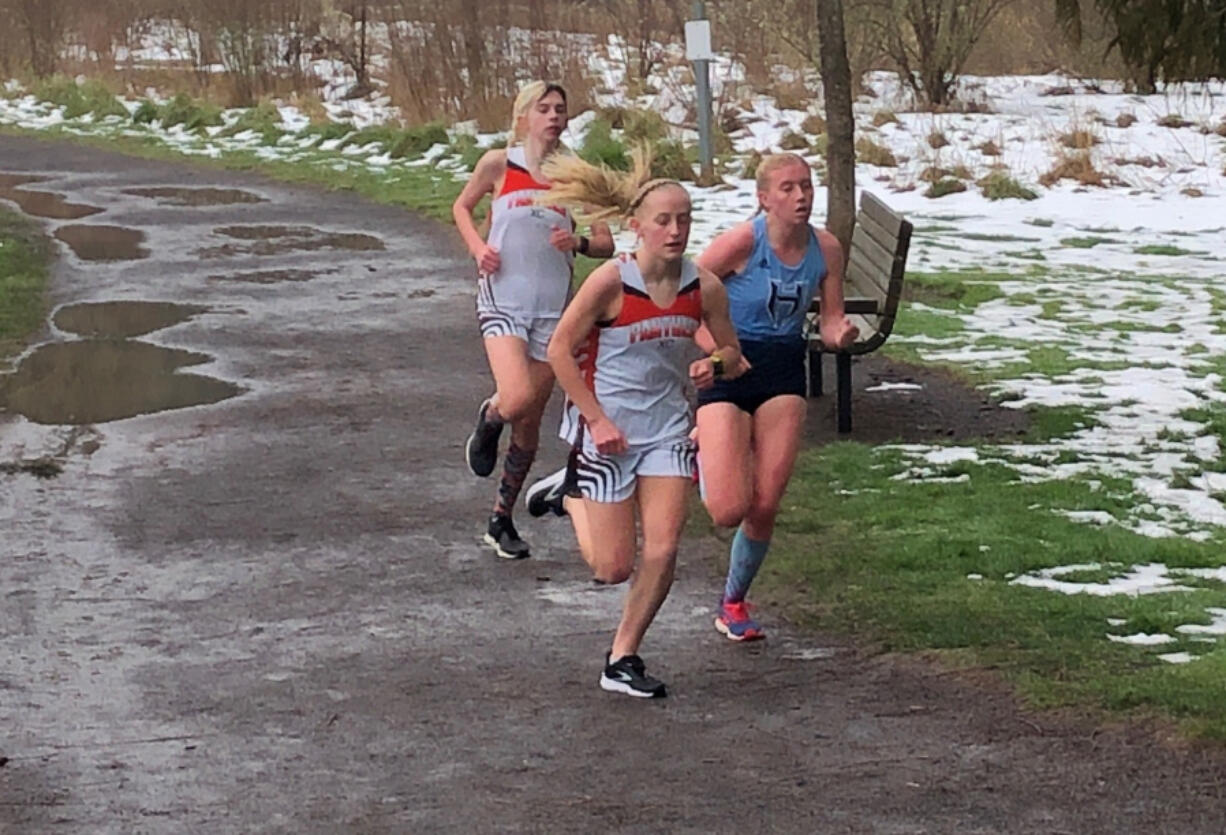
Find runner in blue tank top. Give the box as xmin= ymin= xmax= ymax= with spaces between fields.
xmin=694 ymin=153 xmax=859 ymax=641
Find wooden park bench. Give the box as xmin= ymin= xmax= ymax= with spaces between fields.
xmin=808 ymin=191 xmax=913 ymax=433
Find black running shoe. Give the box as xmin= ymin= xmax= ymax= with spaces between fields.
xmin=465 ymin=398 xmax=503 ymax=478
xmin=600 ymin=653 xmax=667 ymax=698
xmin=525 ymin=466 xmax=569 ymax=518
xmin=484 ymin=513 xmax=530 ymax=559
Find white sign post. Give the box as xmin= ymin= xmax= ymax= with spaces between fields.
xmin=686 ymin=5 xmax=715 ymax=183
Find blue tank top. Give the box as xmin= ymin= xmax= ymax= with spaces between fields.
xmin=724 ymin=214 xmax=826 ymax=342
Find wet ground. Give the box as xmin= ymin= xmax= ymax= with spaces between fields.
xmin=1 ymin=134 xmax=1224 ymax=832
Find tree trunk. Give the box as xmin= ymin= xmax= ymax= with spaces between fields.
xmin=817 ymin=0 xmax=855 ymax=256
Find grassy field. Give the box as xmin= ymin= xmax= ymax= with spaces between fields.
xmin=0 ymin=207 xmax=53 ymax=365
xmin=7 ymin=85 xmax=1226 ymax=739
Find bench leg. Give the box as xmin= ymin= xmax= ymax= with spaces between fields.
xmin=807 ymin=346 xmax=823 ymax=397
xmin=836 ymin=352 xmax=852 ymax=434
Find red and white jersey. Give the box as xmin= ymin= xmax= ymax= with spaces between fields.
xmin=562 ymin=254 xmax=705 ymax=448
xmin=478 ymin=145 xmax=573 ymax=316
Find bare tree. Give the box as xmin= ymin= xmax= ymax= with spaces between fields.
xmin=818 ymin=0 xmax=855 ymax=253
xmin=867 ymin=0 xmax=1017 ymax=107
xmin=5 ymin=0 xmax=69 ymax=77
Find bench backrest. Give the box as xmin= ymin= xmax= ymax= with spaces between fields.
xmin=844 ymin=192 xmax=912 ymax=355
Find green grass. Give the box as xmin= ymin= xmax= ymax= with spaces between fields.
xmin=579 ymin=118 xmax=628 ymax=171
xmin=32 ymin=77 xmax=127 ymax=120
xmin=746 ymin=439 xmax=1226 ymax=738
xmin=902 ymin=269 xmax=1007 ymax=310
xmin=0 ymin=208 xmax=53 ymax=364
xmin=158 ymin=93 xmax=224 ymax=131
xmin=1134 ymin=244 xmax=1203 ymax=257
xmin=1061 ymin=236 xmax=1118 ymax=248
xmin=978 ymin=171 xmax=1039 ymax=201
xmin=219 ymin=100 xmax=285 ymax=143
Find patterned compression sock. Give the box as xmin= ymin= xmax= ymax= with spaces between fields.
xmin=723 ymin=526 xmax=771 ymax=603
xmin=493 ymin=442 xmax=536 ymax=516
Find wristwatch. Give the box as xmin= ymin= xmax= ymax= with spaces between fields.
xmin=710 ymin=353 xmax=725 ymax=379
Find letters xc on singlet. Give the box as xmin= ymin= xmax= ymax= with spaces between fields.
xmin=504 ymin=195 xmax=568 ymax=218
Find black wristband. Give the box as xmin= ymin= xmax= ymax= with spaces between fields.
xmin=577 ymin=235 xmax=590 ymax=255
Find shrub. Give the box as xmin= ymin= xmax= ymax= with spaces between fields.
xmin=800 ymin=113 xmax=826 ymax=134
xmin=159 ymin=93 xmax=224 ymax=131
xmin=742 ymin=150 xmax=763 ymax=180
xmin=579 ymin=119 xmax=628 ymax=170
xmin=131 ymin=100 xmax=159 ymax=125
xmin=855 ymin=136 xmax=897 ymax=167
xmin=925 ymin=178 xmax=967 ymax=198
xmin=978 ymin=170 xmax=1038 ymax=200
xmin=1040 ymin=152 xmax=1107 ymax=187
xmin=303 ymin=121 xmax=354 ymax=145
xmin=872 ymin=110 xmax=899 ymax=127
xmin=977 ymin=139 xmax=1001 ymax=156
xmin=220 ymin=100 xmax=284 ymax=143
xmin=928 ymin=129 xmax=949 ymax=149
xmin=651 ymin=139 xmax=695 ymax=181
xmin=1059 ymin=128 xmax=1099 ymax=149
xmin=779 ymin=130 xmax=809 ymax=151
xmin=390 ymin=122 xmax=448 ymax=158
xmin=33 ymin=77 xmax=126 ymax=120
xmin=1157 ymin=114 xmax=1192 ymax=128
xmin=1116 ymin=112 xmax=1137 ymax=128
xmin=622 ymin=109 xmax=668 ymax=143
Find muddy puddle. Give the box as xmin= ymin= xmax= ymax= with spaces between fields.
xmin=198 ymin=225 xmax=384 ymax=258
xmin=0 ymin=186 xmax=102 ymax=220
xmin=0 ymin=340 xmax=239 ymax=425
xmin=122 ymin=186 xmax=266 ymax=207
xmin=54 ymin=301 xmax=207 ymax=339
xmin=55 ymin=225 xmax=149 ymax=261
xmin=207 ymin=268 xmax=335 ymax=284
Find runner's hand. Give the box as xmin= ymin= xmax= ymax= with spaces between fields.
xmin=475 ymin=244 xmax=500 ymax=275
xmin=689 ymin=357 xmax=721 ymax=390
xmin=549 ymin=227 xmax=578 ymax=253
xmin=822 ymin=316 xmax=859 ymax=350
xmin=589 ymin=415 xmax=628 ymax=455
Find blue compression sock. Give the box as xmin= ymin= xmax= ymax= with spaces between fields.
xmin=723 ymin=527 xmax=771 ymax=603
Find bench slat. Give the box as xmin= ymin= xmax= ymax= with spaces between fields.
xmin=860 ymin=191 xmax=905 ymax=239
xmin=850 ymin=224 xmax=899 ymax=285
xmin=857 ymin=208 xmax=905 ymax=265
xmin=847 ymin=258 xmax=891 ymax=300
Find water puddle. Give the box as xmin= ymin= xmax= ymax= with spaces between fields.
xmin=207 ymin=268 xmax=332 ymax=284
xmin=55 ymin=225 xmax=149 ymax=261
xmin=53 ymin=301 xmax=207 ymax=339
xmin=198 ymin=225 xmax=384 ymax=258
xmin=122 ymin=186 xmax=266 ymax=207
xmin=0 ymin=172 xmax=103 ymax=220
xmin=0 ymin=187 xmax=102 ymax=220
xmin=0 ymin=173 xmax=43 ymax=188
xmin=0 ymin=340 xmax=239 ymax=425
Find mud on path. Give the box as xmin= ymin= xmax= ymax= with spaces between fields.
xmin=0 ymin=134 xmax=1222 ymax=833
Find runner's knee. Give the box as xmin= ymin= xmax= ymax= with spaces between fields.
xmin=706 ymin=495 xmax=749 ymax=528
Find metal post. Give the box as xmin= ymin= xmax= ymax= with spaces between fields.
xmin=691 ymin=1 xmax=714 ymax=185
xmin=808 ymin=346 xmax=823 ymax=397
xmin=836 ymin=352 xmax=852 ymax=433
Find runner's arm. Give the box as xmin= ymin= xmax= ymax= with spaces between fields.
xmin=452 ymin=150 xmax=504 ymax=267
xmin=692 ymin=267 xmax=744 ymax=388
xmin=546 ymin=263 xmax=627 ymax=452
xmin=815 ymin=229 xmax=859 ymax=350
xmin=692 ymin=222 xmax=754 ymax=353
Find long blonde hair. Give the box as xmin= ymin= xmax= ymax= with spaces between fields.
xmin=510 ymin=81 xmax=567 ymax=146
xmin=539 ymin=145 xmax=684 ymax=224
xmin=755 ymin=152 xmax=812 ymax=212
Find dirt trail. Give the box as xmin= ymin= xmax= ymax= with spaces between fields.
xmin=1 ymin=134 xmax=1222 ymax=833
